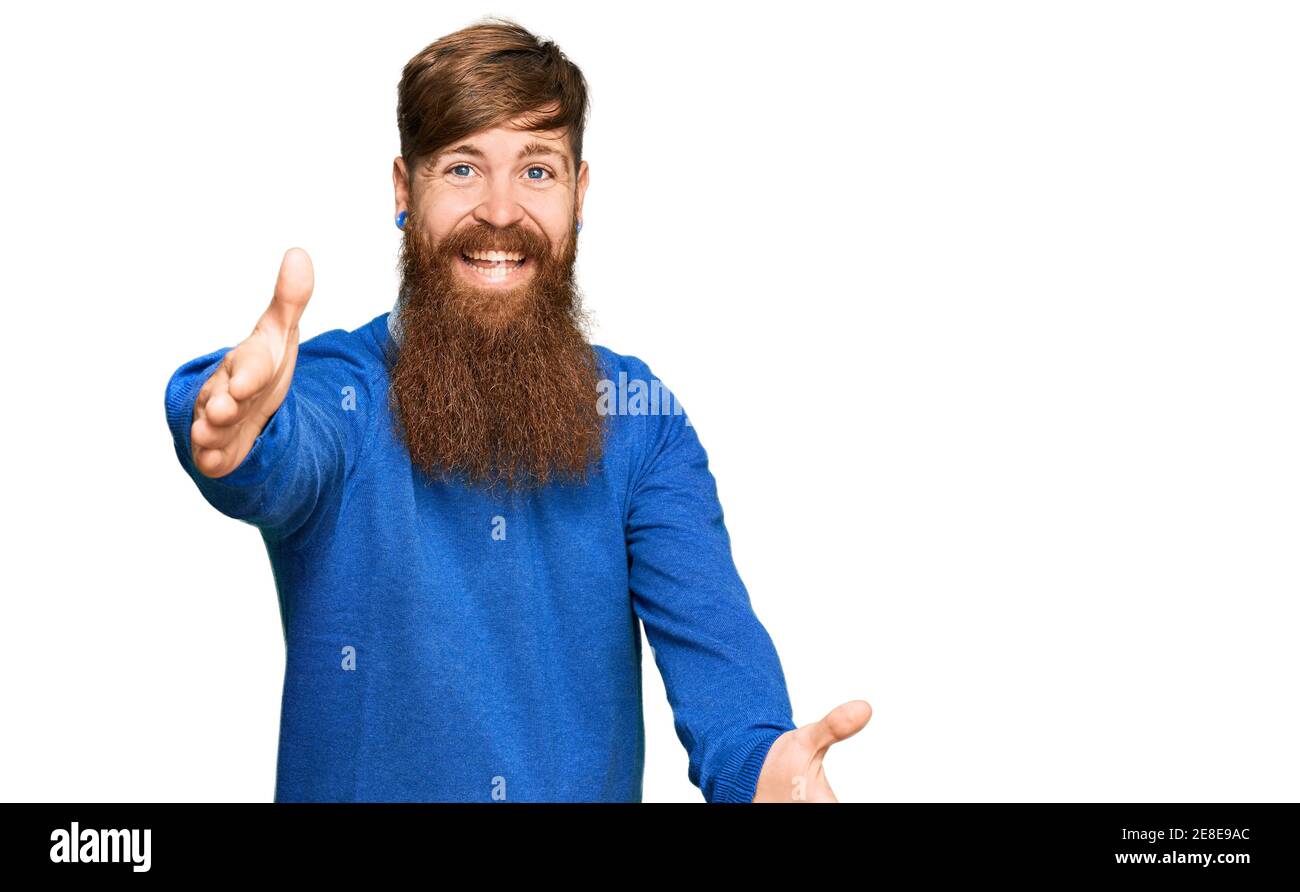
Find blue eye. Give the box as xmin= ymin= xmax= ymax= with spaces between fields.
xmin=450 ymin=164 xmax=473 ymax=177
xmin=526 ymin=166 xmax=552 ymax=180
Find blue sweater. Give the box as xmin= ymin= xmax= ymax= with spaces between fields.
xmin=163 ymin=309 xmax=797 ymax=802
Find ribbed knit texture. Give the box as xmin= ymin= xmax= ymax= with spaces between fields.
xmin=163 ymin=309 xmax=796 ymax=802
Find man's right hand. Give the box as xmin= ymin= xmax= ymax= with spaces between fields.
xmin=191 ymin=248 xmax=315 ymax=478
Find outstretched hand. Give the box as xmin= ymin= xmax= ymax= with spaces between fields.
xmin=190 ymin=248 xmax=314 ymax=478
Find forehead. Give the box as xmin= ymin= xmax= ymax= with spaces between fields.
xmin=433 ymin=121 xmax=573 ymax=171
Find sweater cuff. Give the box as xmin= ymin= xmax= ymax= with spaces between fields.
xmin=709 ymin=725 xmax=791 ymax=804
xmin=164 ymin=350 xmax=228 ymax=451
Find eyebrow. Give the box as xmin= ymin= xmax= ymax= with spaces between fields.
xmin=433 ymin=140 xmax=571 ymax=174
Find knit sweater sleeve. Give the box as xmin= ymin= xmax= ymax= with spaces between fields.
xmin=162 ymin=332 xmax=370 ymax=545
xmin=622 ymin=357 xmax=797 ymax=803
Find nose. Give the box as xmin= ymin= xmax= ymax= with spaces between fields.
xmin=471 ymin=176 xmax=527 ymax=229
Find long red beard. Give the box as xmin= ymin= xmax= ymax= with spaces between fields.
xmin=387 ymin=215 xmax=606 ymax=493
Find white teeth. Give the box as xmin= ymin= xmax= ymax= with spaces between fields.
xmin=465 ymin=250 xmax=525 ymax=262
xmin=460 ymin=248 xmax=528 ymax=283
xmin=466 ymin=261 xmax=521 ymax=281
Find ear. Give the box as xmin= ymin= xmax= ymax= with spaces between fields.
xmin=575 ymin=159 xmax=590 ymax=221
xmin=393 ymin=156 xmax=412 ymax=217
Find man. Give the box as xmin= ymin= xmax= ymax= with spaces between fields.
xmin=164 ymin=16 xmax=870 ymax=803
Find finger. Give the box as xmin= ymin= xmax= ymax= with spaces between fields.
xmin=191 ymin=410 xmax=241 ymax=451
xmin=226 ymin=337 xmax=276 ymax=404
xmin=192 ymin=442 xmax=232 ymax=478
xmin=195 ymin=367 xmax=220 ymax=413
xmin=261 ymin=247 xmax=314 ymax=337
xmin=803 ymin=699 xmax=873 ymax=754
xmin=195 ymin=356 xmax=232 ymax=413
xmin=197 ymin=362 xmax=242 ymax=427
xmin=206 ymin=354 xmax=269 ymax=429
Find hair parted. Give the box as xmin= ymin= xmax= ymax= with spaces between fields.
xmin=396 ymin=16 xmax=591 ymax=180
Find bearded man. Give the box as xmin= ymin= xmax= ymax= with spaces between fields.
xmin=164 ymin=16 xmax=869 ymax=803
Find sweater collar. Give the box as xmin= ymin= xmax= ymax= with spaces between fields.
xmin=387 ymin=283 xmax=407 ymax=348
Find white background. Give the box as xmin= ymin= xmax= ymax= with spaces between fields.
xmin=1 ymin=0 xmax=1297 ymax=802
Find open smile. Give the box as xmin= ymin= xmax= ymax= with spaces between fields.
xmin=459 ymin=249 xmax=532 ymax=285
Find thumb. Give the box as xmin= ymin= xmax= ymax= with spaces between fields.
xmin=805 ymin=699 xmax=872 ymax=754
xmin=263 ymin=247 xmax=314 ymax=335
